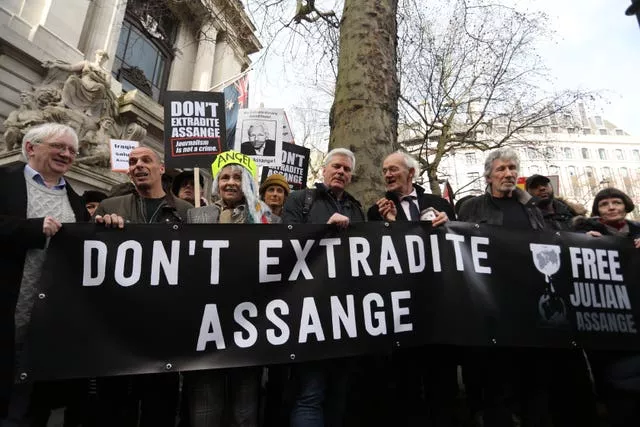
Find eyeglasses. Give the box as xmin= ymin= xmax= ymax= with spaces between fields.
xmin=41 ymin=142 xmax=78 ymax=157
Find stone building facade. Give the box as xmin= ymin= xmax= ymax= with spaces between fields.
xmin=0 ymin=0 xmax=261 ymax=194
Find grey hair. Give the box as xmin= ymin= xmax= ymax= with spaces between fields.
xmin=323 ymin=148 xmax=356 ymax=170
xmin=390 ymin=150 xmax=421 ymax=177
xmin=483 ymin=147 xmax=520 ymax=179
xmin=22 ymin=123 xmax=79 ymax=160
xmin=211 ymin=164 xmax=271 ymax=223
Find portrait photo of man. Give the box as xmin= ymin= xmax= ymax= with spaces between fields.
xmin=239 ymin=123 xmax=276 ymax=156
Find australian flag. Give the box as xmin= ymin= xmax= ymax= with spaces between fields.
xmin=224 ymin=75 xmax=249 ymax=148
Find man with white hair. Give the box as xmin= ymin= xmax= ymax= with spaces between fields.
xmin=283 ymin=148 xmax=365 ymax=427
xmin=367 ymin=150 xmax=456 ymax=426
xmin=368 ymin=150 xmax=454 ymax=223
xmin=0 ymin=123 xmax=123 ymax=425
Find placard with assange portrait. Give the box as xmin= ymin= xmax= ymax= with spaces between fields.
xmin=233 ymin=108 xmax=284 ymax=167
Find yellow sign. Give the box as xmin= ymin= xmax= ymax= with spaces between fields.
xmin=211 ymin=150 xmax=257 ymax=178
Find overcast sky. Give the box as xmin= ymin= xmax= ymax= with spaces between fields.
xmin=249 ymin=0 xmax=640 ymax=138
xmin=533 ymin=0 xmax=640 ymax=134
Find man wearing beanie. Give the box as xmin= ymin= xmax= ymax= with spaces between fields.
xmin=259 ymin=173 xmax=290 ymax=217
xmin=183 ymin=151 xmax=274 ymax=427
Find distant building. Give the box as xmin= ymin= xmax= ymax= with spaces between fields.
xmin=406 ymin=106 xmax=640 ymax=218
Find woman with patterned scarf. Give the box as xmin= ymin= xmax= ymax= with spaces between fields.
xmin=182 ymin=151 xmax=273 ymax=427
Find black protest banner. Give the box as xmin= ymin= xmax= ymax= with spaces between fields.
xmin=261 ymin=142 xmax=310 ymax=191
xmin=25 ymin=222 xmax=640 ymax=380
xmin=164 ymin=91 xmax=226 ymax=168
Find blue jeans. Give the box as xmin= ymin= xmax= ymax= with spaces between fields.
xmin=290 ymin=360 xmax=349 ymax=427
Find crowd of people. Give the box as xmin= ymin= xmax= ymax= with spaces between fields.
xmin=1 ymin=122 xmax=639 ymax=427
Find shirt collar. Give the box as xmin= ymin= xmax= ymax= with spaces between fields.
xmin=24 ymin=164 xmax=66 ymax=190
xmin=401 ymin=189 xmax=418 ymax=200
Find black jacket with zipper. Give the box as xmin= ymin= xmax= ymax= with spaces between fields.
xmin=94 ymin=191 xmax=192 ymax=224
xmin=283 ymin=183 xmax=365 ymax=224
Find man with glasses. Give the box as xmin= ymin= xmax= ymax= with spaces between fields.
xmin=0 ymin=123 xmax=123 ymax=425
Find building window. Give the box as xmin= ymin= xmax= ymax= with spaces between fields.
xmin=594 ymin=116 xmax=603 ymax=126
xmin=563 ymin=147 xmax=573 ymax=159
xmin=548 ymin=165 xmax=559 ymax=175
xmin=550 ymin=126 xmax=559 ymax=133
xmin=599 ymin=129 xmax=608 ymax=136
xmin=615 ymin=149 xmax=624 ymax=160
xmin=583 ymin=128 xmax=591 ymax=135
xmin=615 ymin=129 xmax=624 ymax=136
xmin=620 ymin=167 xmax=629 ymax=178
xmin=585 ymin=166 xmax=594 ymax=179
xmin=465 ymin=153 xmax=476 ymax=165
xmin=633 ymin=149 xmax=640 ymax=162
xmin=568 ymin=166 xmax=576 ymax=176
xmin=526 ymin=148 xmax=536 ymax=160
xmin=567 ymin=127 xmax=576 ymax=134
xmin=544 ymin=147 xmax=554 ymax=159
xmin=112 ymin=3 xmax=177 ymax=103
xmin=602 ymin=167 xmax=611 ymax=178
xmin=598 ymin=148 xmax=607 ymax=160
xmin=581 ymin=148 xmax=590 ymax=159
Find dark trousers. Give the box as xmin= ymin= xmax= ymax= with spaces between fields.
xmin=1 ymin=379 xmax=87 ymax=427
xmin=94 ymin=373 xmax=179 ymax=427
xmin=290 ymin=360 xmax=350 ymax=427
xmin=184 ymin=368 xmax=260 ymax=427
xmin=391 ymin=346 xmax=459 ymax=427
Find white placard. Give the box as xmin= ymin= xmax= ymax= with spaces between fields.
xmin=233 ymin=109 xmax=284 ymax=167
xmin=110 ymin=139 xmax=139 ymax=172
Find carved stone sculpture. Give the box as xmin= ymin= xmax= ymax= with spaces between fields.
xmin=42 ymin=50 xmax=119 ymax=118
xmin=3 ymin=92 xmax=45 ymax=151
xmin=76 ymin=117 xmax=114 ymax=167
xmin=1 ymin=49 xmax=147 ymax=164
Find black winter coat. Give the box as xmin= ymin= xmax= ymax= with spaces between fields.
xmin=0 ymin=164 xmax=88 ymax=417
xmin=282 ymin=183 xmax=365 ymax=224
xmin=458 ymin=188 xmax=546 ymax=231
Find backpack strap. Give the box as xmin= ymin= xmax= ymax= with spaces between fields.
xmin=302 ymin=189 xmax=316 ymax=222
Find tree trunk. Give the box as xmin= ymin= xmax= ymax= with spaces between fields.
xmin=329 ymin=0 xmax=398 ymax=207
xmin=428 ymin=166 xmax=442 ymax=196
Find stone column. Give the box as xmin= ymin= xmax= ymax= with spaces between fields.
xmin=191 ymin=22 xmax=218 ymax=91
xmin=78 ymin=0 xmax=128 ymax=71
xmin=211 ymin=35 xmax=242 ymax=89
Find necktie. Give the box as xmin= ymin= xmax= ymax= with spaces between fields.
xmin=403 ymin=196 xmax=420 ymax=221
